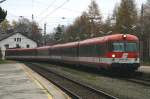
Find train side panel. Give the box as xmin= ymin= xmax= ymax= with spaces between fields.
xmin=5 ymin=34 xmax=140 ymax=71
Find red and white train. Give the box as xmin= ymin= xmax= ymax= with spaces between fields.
xmin=5 ymin=34 xmax=140 ymax=71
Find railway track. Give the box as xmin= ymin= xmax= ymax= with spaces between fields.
xmin=25 ymin=63 xmax=118 ymax=99
xmin=126 ymin=77 xmax=150 ymax=86
xmin=118 ymin=71 xmax=150 ymax=86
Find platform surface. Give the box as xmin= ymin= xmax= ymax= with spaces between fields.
xmin=0 ymin=63 xmax=50 ymax=99
xmin=138 ymin=65 xmax=150 ymax=73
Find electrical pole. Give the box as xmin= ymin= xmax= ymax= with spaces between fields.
xmin=140 ymin=4 xmax=144 ymax=63
xmin=31 ymin=14 xmax=34 ymax=36
xmin=32 ymin=14 xmax=34 ymax=21
xmin=141 ymin=4 xmax=144 ymax=34
xmin=44 ymin=23 xmax=46 ymax=45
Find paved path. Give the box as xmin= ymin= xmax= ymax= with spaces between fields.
xmin=0 ymin=63 xmax=70 ymax=99
xmin=138 ymin=65 xmax=150 ymax=73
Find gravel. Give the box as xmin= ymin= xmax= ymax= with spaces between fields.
xmin=30 ymin=63 xmax=150 ymax=99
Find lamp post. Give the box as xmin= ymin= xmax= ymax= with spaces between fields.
xmin=37 ymin=28 xmax=42 ymax=46
xmin=43 ymin=23 xmax=46 ymax=45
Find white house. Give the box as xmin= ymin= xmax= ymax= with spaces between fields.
xmin=0 ymin=32 xmax=37 ymax=50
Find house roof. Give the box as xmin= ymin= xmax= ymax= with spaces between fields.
xmin=0 ymin=32 xmax=37 ymax=43
xmin=0 ymin=32 xmax=14 ymax=41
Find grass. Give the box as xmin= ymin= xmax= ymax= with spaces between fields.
xmin=142 ymin=62 xmax=150 ymax=66
xmin=0 ymin=59 xmax=15 ymax=64
xmin=0 ymin=59 xmax=7 ymax=64
xmin=142 ymin=59 xmax=150 ymax=66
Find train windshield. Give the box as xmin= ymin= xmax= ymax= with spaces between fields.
xmin=112 ymin=42 xmax=138 ymax=52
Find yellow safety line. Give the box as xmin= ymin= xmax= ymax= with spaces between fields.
xmin=21 ymin=64 xmax=53 ymax=99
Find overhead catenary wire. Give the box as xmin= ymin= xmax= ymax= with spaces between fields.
xmin=7 ymin=12 xmax=19 ymax=18
xmin=38 ymin=0 xmax=57 ymax=16
xmin=61 ymin=7 xmax=82 ymax=13
xmin=32 ymin=0 xmax=81 ymax=14
xmin=41 ymin=20 xmax=73 ymax=24
xmin=39 ymin=0 xmax=70 ymax=22
xmin=32 ymin=0 xmax=34 ymax=21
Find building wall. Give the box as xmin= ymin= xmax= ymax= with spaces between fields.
xmin=0 ymin=33 xmax=37 ymax=50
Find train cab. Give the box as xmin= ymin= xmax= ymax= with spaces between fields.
xmin=106 ymin=34 xmax=140 ymax=71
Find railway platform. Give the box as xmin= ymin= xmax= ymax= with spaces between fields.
xmin=138 ymin=65 xmax=150 ymax=73
xmin=0 ymin=63 xmax=70 ymax=99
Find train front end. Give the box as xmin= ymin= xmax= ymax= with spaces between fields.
xmin=106 ymin=34 xmax=140 ymax=71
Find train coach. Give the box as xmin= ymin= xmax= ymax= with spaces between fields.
xmin=5 ymin=34 xmax=140 ymax=71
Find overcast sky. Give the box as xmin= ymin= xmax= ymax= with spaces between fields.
xmin=0 ymin=0 xmax=147 ymax=33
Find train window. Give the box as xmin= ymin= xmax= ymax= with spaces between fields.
xmin=108 ymin=42 xmax=113 ymax=51
xmin=95 ymin=45 xmax=102 ymax=56
xmin=112 ymin=42 xmax=138 ymax=52
xmin=126 ymin=42 xmax=138 ymax=52
xmin=79 ymin=44 xmax=96 ymax=57
xmin=113 ymin=42 xmax=125 ymax=52
xmin=79 ymin=46 xmax=83 ymax=56
xmin=95 ymin=44 xmax=107 ymax=56
xmin=38 ymin=49 xmax=49 ymax=56
xmin=25 ymin=49 xmax=37 ymax=56
xmin=62 ymin=47 xmax=71 ymax=56
xmin=69 ymin=47 xmax=77 ymax=57
xmin=79 ymin=45 xmax=86 ymax=57
xmin=91 ymin=45 xmax=97 ymax=56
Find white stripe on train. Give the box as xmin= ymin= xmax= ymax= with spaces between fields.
xmin=6 ymin=56 xmax=140 ymax=64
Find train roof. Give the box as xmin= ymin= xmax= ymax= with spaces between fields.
xmin=79 ymin=34 xmax=138 ymax=45
xmin=6 ymin=48 xmax=37 ymax=51
xmin=36 ymin=46 xmax=51 ymax=50
xmin=105 ymin=34 xmax=138 ymax=41
xmin=51 ymin=42 xmax=78 ymax=49
xmin=49 ymin=34 xmax=138 ymax=48
xmin=45 ymin=34 xmax=139 ymax=48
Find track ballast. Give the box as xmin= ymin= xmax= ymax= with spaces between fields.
xmin=26 ymin=62 xmax=118 ymax=99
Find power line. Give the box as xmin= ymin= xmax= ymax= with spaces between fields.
xmin=7 ymin=12 xmax=19 ymax=18
xmin=39 ymin=0 xmax=69 ymax=22
xmin=39 ymin=0 xmax=70 ymax=22
xmin=40 ymin=20 xmax=73 ymax=24
xmin=32 ymin=0 xmax=34 ymax=21
xmin=7 ymin=12 xmax=33 ymax=19
xmin=32 ymin=0 xmax=81 ymax=14
xmin=32 ymin=0 xmax=34 ymax=13
xmin=61 ymin=7 xmax=82 ymax=13
xmin=38 ymin=0 xmax=57 ymax=16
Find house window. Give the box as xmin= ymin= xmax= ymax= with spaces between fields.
xmin=17 ymin=38 xmax=21 ymax=42
xmin=5 ymin=44 xmax=9 ymax=49
xmin=26 ymin=44 xmax=30 ymax=48
xmin=16 ymin=44 xmax=20 ymax=48
xmin=15 ymin=38 xmax=21 ymax=42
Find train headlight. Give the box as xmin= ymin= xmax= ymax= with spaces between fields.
xmin=122 ymin=34 xmax=127 ymax=39
xmin=112 ymin=54 xmax=116 ymax=58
